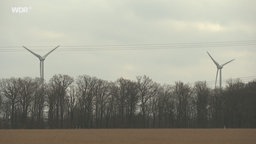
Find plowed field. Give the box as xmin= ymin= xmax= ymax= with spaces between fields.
xmin=0 ymin=129 xmax=255 ymax=144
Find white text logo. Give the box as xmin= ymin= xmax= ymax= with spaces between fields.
xmin=11 ymin=7 xmax=32 ymax=14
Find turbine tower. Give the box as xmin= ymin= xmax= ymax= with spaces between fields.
xmin=207 ymin=51 xmax=234 ymax=88
xmin=23 ymin=45 xmax=59 ymax=81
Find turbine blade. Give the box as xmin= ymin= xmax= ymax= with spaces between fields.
xmin=222 ymin=59 xmax=235 ymax=67
xmin=207 ymin=51 xmax=220 ymax=67
xmin=43 ymin=45 xmax=60 ymax=59
xmin=220 ymin=69 xmax=222 ymax=88
xmin=23 ymin=46 xmax=42 ymax=59
xmin=215 ymin=69 xmax=219 ymax=88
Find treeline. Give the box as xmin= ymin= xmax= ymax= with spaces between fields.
xmin=0 ymin=74 xmax=255 ymax=129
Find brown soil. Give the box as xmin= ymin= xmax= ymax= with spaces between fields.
xmin=0 ymin=129 xmax=255 ymax=144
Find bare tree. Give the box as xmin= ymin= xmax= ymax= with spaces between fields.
xmin=94 ymin=79 xmax=111 ymax=128
xmin=115 ymin=78 xmax=139 ymax=127
xmin=66 ymin=85 xmax=77 ymax=128
xmin=76 ymin=75 xmax=97 ymax=128
xmin=47 ymin=74 xmax=73 ymax=128
xmin=155 ymin=85 xmax=175 ymax=128
xmin=137 ymin=75 xmax=158 ymax=128
xmin=30 ymin=78 xmax=46 ymax=128
xmin=194 ymin=81 xmax=210 ymax=128
xmin=224 ymin=79 xmax=245 ymax=128
xmin=105 ymin=82 xmax=119 ymax=128
xmin=0 ymin=78 xmax=20 ymax=128
xmin=17 ymin=77 xmax=37 ymax=128
xmin=0 ymin=86 xmax=2 ymax=127
xmin=208 ymin=88 xmax=224 ymax=128
xmin=243 ymin=80 xmax=256 ymax=128
xmin=124 ymin=79 xmax=139 ymax=127
xmin=173 ymin=82 xmax=192 ymax=128
xmin=1 ymin=74 xmax=256 ymax=129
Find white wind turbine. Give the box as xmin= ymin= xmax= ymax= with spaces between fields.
xmin=23 ymin=46 xmax=59 ymax=81
xmin=207 ymin=51 xmax=235 ymax=88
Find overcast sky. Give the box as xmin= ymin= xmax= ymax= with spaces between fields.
xmin=0 ymin=0 xmax=256 ymax=86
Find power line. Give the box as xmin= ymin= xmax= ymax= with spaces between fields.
xmin=0 ymin=40 xmax=256 ymax=52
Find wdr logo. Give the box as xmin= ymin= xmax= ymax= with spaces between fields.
xmin=11 ymin=7 xmax=32 ymax=14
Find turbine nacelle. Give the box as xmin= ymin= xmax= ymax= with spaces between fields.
xmin=216 ymin=63 xmax=222 ymax=69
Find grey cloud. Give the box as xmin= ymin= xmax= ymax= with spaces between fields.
xmin=0 ymin=0 xmax=255 ymax=84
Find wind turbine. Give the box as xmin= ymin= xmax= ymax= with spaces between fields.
xmin=23 ymin=45 xmax=60 ymax=81
xmin=207 ymin=51 xmax=234 ymax=88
